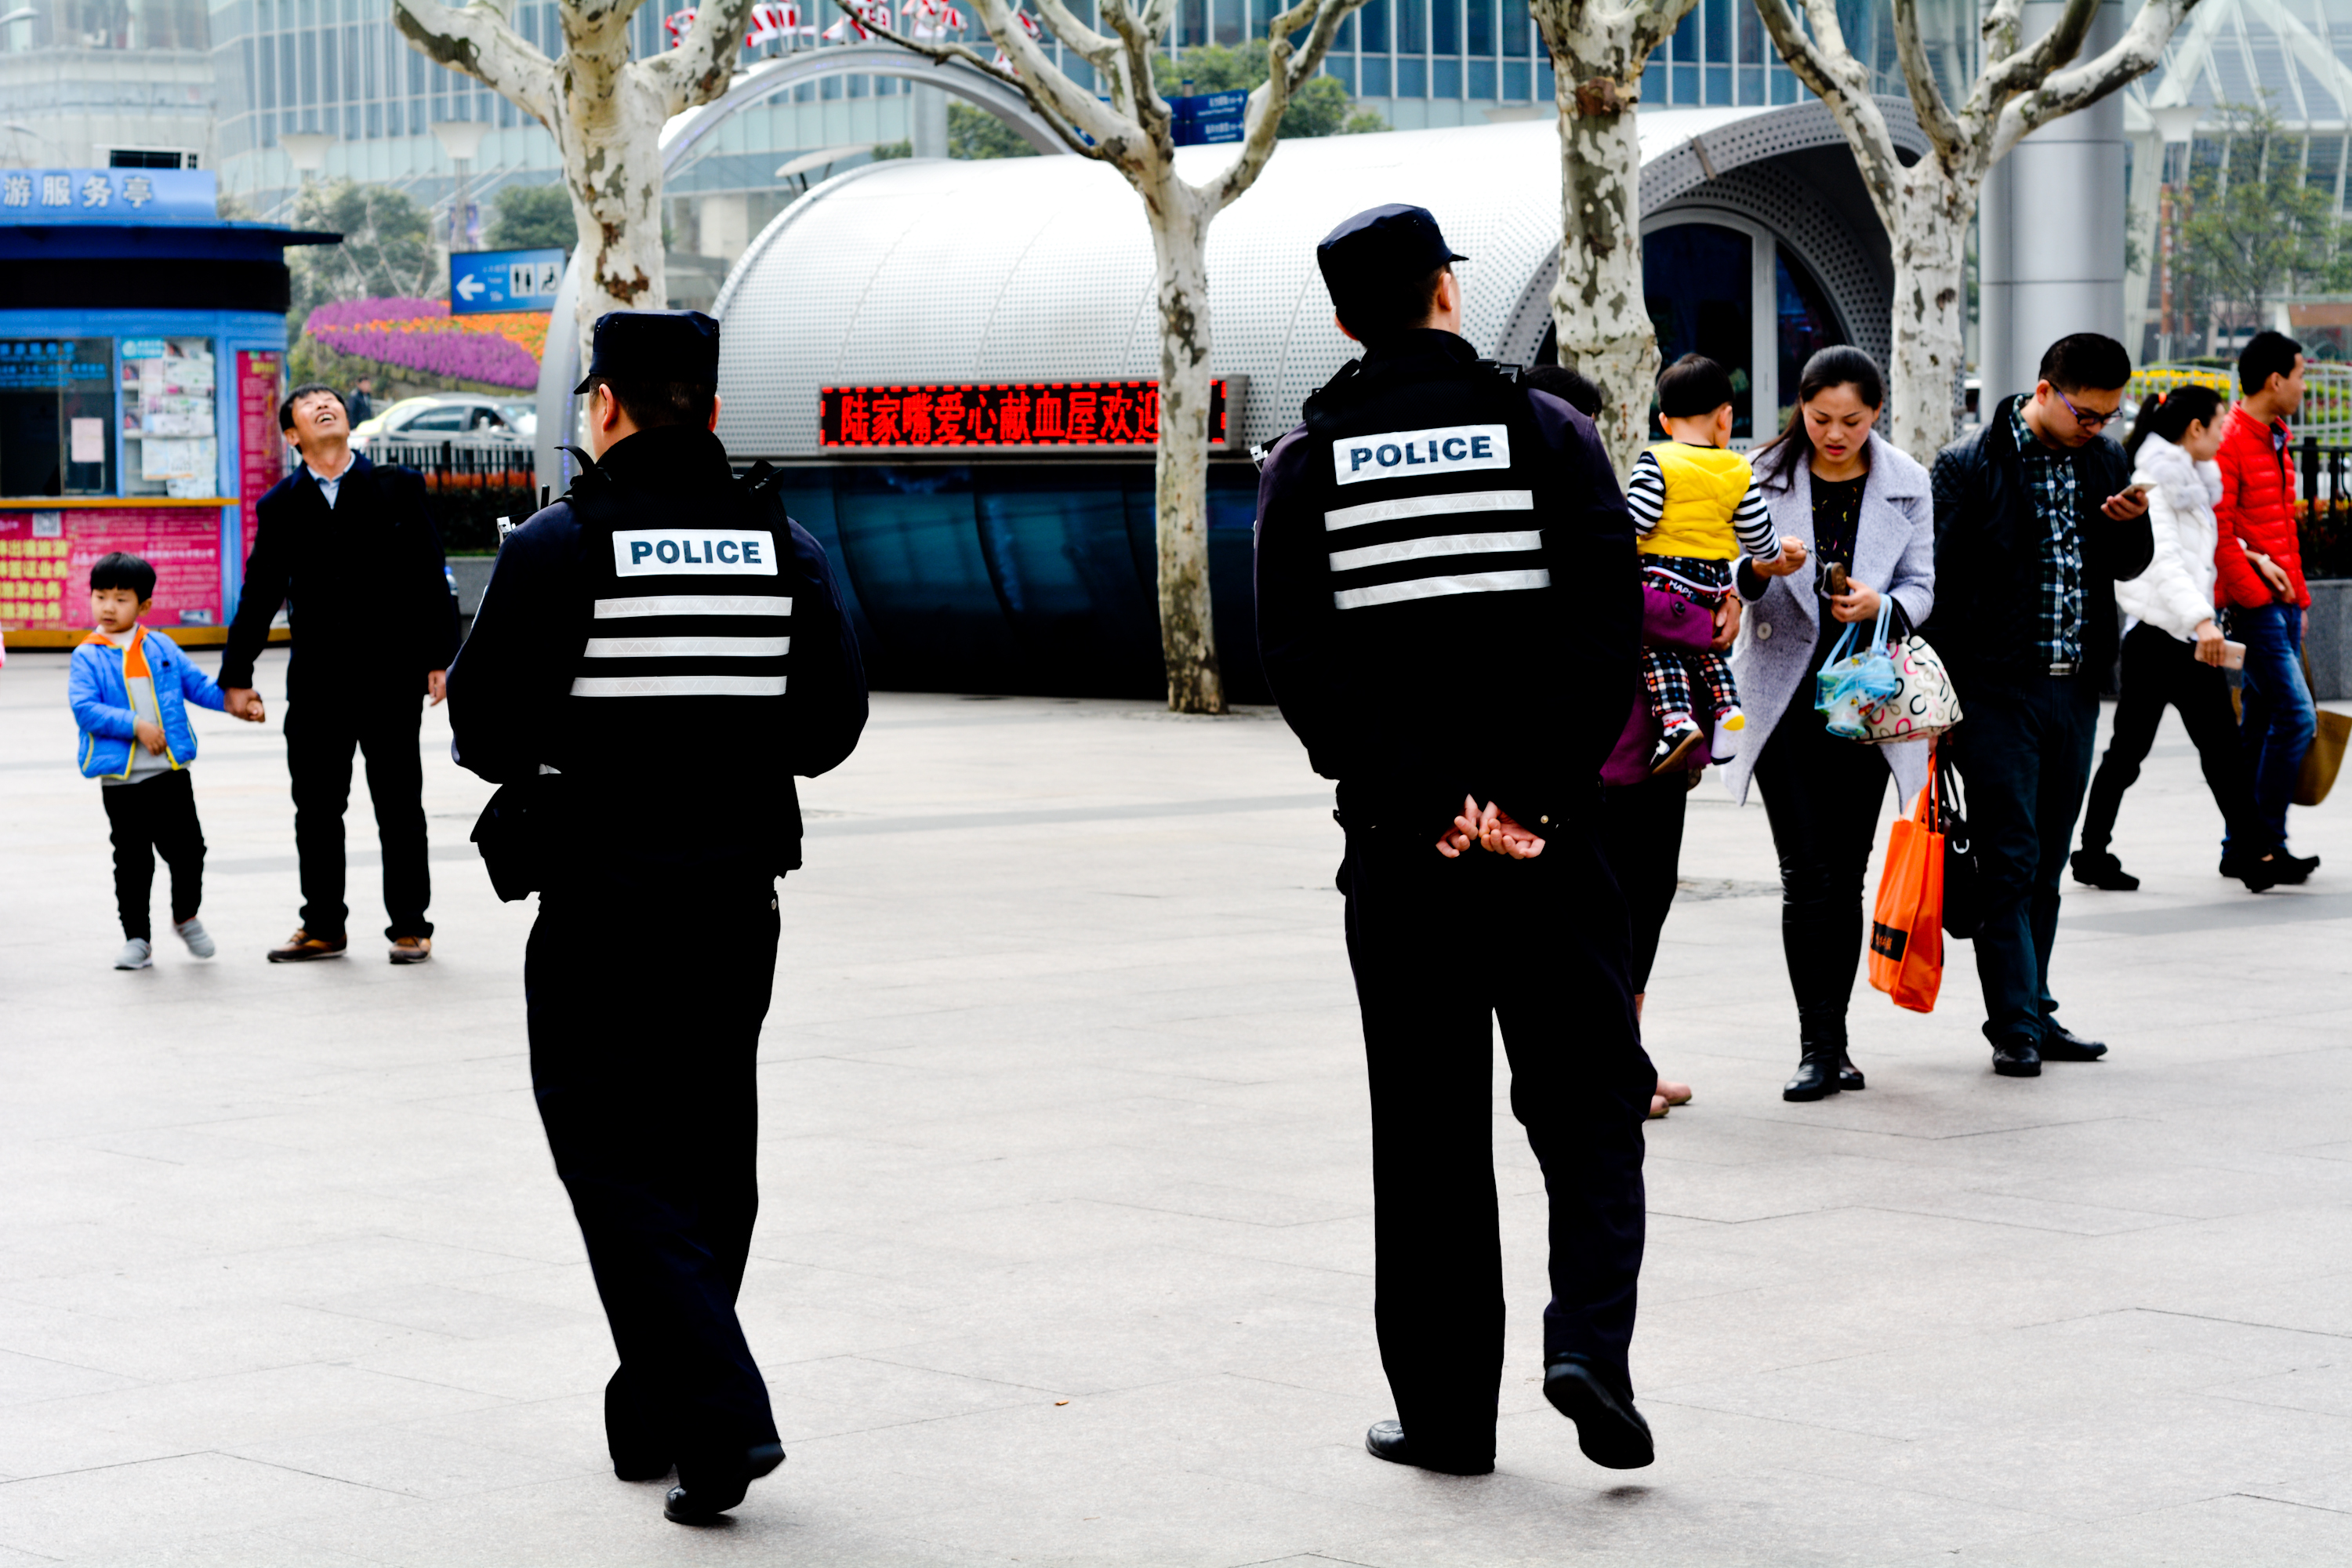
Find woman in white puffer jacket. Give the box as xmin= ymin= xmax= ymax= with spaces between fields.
xmin=2074 ymin=385 xmax=2284 ymax=892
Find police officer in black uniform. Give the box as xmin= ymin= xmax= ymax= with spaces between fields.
xmin=447 ymin=310 xmax=867 ymax=1525
xmin=1254 ymin=206 xmax=1655 ymax=1476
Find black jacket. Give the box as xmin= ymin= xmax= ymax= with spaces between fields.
xmin=1254 ymin=330 xmax=1639 ymax=832
xmin=1925 ymin=394 xmax=2154 ymax=680
xmin=445 ymin=424 xmax=868 ymax=876
xmin=221 ymin=452 xmax=459 ymax=701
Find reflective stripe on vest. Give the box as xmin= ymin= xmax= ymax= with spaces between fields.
xmin=570 ymin=523 xmax=794 ymax=699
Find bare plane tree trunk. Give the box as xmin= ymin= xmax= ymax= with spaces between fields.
xmin=390 ymin=0 xmax=759 ymax=370
xmin=1756 ymin=0 xmax=2203 ymax=462
xmin=856 ymin=0 xmax=1369 ymax=713
xmin=1529 ymin=1 xmax=1699 ymax=480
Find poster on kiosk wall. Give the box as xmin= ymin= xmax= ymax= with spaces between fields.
xmin=0 ymin=510 xmax=223 ymax=632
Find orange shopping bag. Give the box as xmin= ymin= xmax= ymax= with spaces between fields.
xmin=1869 ymin=753 xmax=1945 ymax=1013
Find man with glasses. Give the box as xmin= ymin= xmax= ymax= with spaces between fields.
xmin=1924 ymin=335 xmax=2153 ymax=1079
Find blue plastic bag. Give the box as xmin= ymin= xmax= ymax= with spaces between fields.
xmin=1814 ymin=599 xmax=1900 ymax=739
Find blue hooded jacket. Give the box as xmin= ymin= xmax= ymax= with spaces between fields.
xmin=69 ymin=626 xmax=230 ymax=780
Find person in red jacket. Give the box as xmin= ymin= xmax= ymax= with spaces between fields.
xmin=2215 ymin=331 xmax=2322 ymax=882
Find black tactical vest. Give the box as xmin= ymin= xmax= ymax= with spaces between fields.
xmin=1294 ymin=351 xmax=1575 ymax=813
xmin=557 ymin=447 xmax=799 ymax=776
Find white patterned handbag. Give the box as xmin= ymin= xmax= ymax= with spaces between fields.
xmin=1856 ymin=622 xmax=1963 ymax=745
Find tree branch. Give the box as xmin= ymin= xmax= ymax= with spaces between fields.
xmin=389 ymin=0 xmax=557 ymax=125
xmin=854 ymin=0 xmax=1127 ymax=159
xmin=1753 ymin=0 xmax=1907 ymax=227
xmin=642 ymin=0 xmax=759 ymax=114
xmin=1031 ymin=0 xmax=1120 ymax=66
xmin=1213 ymin=0 xmax=1363 ymax=213
xmin=1628 ymin=0 xmax=1703 ymax=65
xmin=1889 ymin=0 xmax=1965 ymax=160
xmin=1975 ymin=0 xmax=2100 ymax=107
xmin=1989 ymin=0 xmax=2198 ymax=163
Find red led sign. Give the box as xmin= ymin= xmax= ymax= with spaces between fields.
xmin=819 ymin=379 xmax=1229 ymax=450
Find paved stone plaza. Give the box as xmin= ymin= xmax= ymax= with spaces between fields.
xmin=3 ymin=646 xmax=2350 ymax=1566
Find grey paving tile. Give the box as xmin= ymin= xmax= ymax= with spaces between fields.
xmin=0 ymin=1452 xmax=405 ymax=1560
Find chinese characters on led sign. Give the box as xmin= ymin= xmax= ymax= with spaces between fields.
xmin=819 ymin=380 xmax=1229 ymax=449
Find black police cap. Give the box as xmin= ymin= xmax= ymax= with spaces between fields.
xmin=1316 ymin=205 xmax=1468 ymax=308
xmin=573 ymin=310 xmax=721 ymax=394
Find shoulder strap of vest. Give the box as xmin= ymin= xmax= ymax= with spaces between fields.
xmin=558 ymin=445 xmax=625 ymax=525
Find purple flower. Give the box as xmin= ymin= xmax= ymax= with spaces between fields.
xmin=312 ymin=327 xmax=540 ymax=390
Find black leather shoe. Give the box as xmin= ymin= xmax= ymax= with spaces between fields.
xmin=1991 ymin=1033 xmax=2042 ymax=1077
xmin=1838 ymin=1055 xmax=1866 ymax=1091
xmin=2276 ymin=851 xmax=2320 ymax=885
xmin=2225 ymin=851 xmax=2318 ymax=885
xmin=2070 ymin=849 xmax=2140 ymax=891
xmin=663 ymin=1443 xmax=785 ymax=1524
xmin=1782 ymin=1045 xmax=1841 ymax=1102
xmin=1542 ymin=1355 xmax=1655 ymax=1469
xmin=1363 ymin=1419 xmax=1493 ymax=1475
xmin=2038 ymin=1022 xmax=2107 ymax=1062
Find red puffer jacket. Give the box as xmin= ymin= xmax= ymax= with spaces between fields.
xmin=2215 ymin=404 xmax=2310 ymax=609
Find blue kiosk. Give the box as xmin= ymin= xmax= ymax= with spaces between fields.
xmin=0 ymin=169 xmax=334 ymax=647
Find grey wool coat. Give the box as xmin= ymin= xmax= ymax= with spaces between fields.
xmin=1722 ymin=431 xmax=1938 ymax=808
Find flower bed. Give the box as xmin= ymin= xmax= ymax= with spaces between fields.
xmin=299 ymin=298 xmax=547 ymax=390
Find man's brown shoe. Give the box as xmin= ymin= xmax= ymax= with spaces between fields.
xmin=267 ymin=927 xmax=347 ymax=963
xmin=389 ymin=936 xmax=433 ymax=965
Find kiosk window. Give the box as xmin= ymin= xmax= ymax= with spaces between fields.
xmin=0 ymin=338 xmax=115 ymax=498
xmin=121 ymin=337 xmax=220 ymax=499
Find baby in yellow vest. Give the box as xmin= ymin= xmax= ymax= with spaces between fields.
xmin=1626 ymin=354 xmax=1808 ymax=771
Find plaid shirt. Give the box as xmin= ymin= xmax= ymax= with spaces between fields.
xmin=2009 ymin=401 xmax=2084 ymax=664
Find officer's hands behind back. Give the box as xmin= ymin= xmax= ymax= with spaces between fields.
xmin=1435 ymin=795 xmax=1546 ymax=861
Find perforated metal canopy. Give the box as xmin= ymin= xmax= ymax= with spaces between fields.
xmin=712 ymin=101 xmax=1924 ymax=461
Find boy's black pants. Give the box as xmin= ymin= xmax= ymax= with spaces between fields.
xmin=102 ymin=770 xmax=205 ymax=942
xmin=1341 ymin=818 xmax=1654 ymax=1471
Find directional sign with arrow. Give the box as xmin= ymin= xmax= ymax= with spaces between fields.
xmin=450 ymin=246 xmax=567 ymax=316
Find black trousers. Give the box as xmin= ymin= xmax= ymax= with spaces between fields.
xmin=1753 ymin=713 xmax=1891 ymax=1047
xmin=1946 ymin=671 xmax=2100 ymax=1040
xmin=285 ymin=700 xmax=431 ymax=941
xmin=100 ymin=769 xmax=205 ymax=942
xmin=1595 ymin=771 xmax=1690 ymax=996
xmin=2080 ymin=620 xmax=2273 ymax=859
xmin=1341 ymin=824 xmax=1653 ymax=1468
xmin=526 ymin=873 xmax=782 ymax=1477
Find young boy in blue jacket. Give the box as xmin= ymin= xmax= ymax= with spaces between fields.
xmin=70 ymin=552 xmax=262 ymax=969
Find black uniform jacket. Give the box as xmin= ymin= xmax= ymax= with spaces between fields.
xmin=221 ymin=451 xmax=460 ymax=701
xmin=1254 ymin=330 xmax=1641 ymax=833
xmin=1925 ymin=393 xmax=2155 ymax=681
xmin=445 ymin=423 xmax=868 ymax=877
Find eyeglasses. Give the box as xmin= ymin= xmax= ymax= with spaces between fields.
xmin=2053 ymin=386 xmax=2121 ymax=432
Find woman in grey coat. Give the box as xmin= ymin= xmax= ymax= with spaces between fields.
xmin=1725 ymin=348 xmax=1936 ymax=1102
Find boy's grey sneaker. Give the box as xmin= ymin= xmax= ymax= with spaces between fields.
xmin=114 ymin=938 xmax=153 ymax=971
xmin=174 ymin=918 xmax=216 ymax=958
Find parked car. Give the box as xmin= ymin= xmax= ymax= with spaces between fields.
xmin=350 ymin=395 xmax=526 ymax=452
xmin=496 ymin=401 xmax=539 ymax=440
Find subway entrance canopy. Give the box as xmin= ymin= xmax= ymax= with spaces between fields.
xmin=539 ymin=100 xmax=1926 ymax=699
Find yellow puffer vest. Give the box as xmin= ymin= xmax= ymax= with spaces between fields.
xmin=1642 ymin=442 xmax=1754 ymax=561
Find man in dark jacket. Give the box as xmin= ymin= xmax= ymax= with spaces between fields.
xmin=1256 ymin=205 xmax=1653 ymax=1479
xmin=220 ymin=383 xmax=459 ymax=964
xmin=1926 ymin=334 xmax=2153 ymax=1077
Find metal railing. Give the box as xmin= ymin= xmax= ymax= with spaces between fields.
xmin=2298 ymin=438 xmax=2352 ymax=579
xmin=367 ymin=440 xmax=543 ymax=554
xmin=2132 ymin=362 xmax=2352 ymax=443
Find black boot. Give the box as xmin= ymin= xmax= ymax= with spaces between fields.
xmin=2070 ymin=848 xmax=2140 ymax=891
xmin=1783 ymin=1040 xmax=1842 ymax=1102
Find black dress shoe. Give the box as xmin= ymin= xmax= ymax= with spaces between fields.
xmin=2224 ymin=850 xmax=2318 ymax=885
xmin=1991 ymin=1033 xmax=2042 ymax=1077
xmin=2038 ymin=1022 xmax=2107 ymax=1062
xmin=1782 ymin=1045 xmax=1842 ymax=1102
xmin=1363 ymin=1419 xmax=1493 ymax=1475
xmin=1838 ymin=1055 xmax=1866 ymax=1091
xmin=663 ymin=1443 xmax=786 ymax=1524
xmin=2070 ymin=849 xmax=2140 ymax=891
xmin=1542 ymin=1355 xmax=1655 ymax=1470
xmin=2276 ymin=851 xmax=2320 ymax=885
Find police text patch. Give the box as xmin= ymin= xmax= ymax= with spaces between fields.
xmin=612 ymin=529 xmax=779 ymax=578
xmin=1331 ymin=424 xmax=1511 ymax=486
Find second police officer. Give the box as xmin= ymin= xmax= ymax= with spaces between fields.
xmin=447 ymin=310 xmax=868 ymax=1526
xmin=1254 ymin=206 xmax=1657 ymax=1476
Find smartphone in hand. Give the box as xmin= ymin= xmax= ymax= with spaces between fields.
xmin=2222 ymin=640 xmax=2248 ymax=670
xmin=1821 ymin=562 xmax=1849 ymax=599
